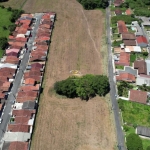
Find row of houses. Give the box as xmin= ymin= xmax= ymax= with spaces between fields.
xmin=112 ymin=1 xmax=150 ymax=141
xmin=1 ymin=12 xmax=56 ymax=150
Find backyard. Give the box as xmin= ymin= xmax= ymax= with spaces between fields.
xmin=118 ymin=100 xmax=150 ymax=149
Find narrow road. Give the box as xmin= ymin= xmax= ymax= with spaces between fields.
xmin=0 ymin=13 xmax=43 ymax=141
xmin=106 ymin=6 xmax=127 ymax=150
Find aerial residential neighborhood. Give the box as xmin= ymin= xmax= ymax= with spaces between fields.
xmin=0 ymin=0 xmax=149 ymax=150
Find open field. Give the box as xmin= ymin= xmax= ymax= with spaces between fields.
xmin=23 ymin=0 xmax=116 ymax=149
xmin=0 ymin=0 xmax=27 ymax=9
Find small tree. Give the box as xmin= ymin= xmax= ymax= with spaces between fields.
xmin=126 ymin=133 xmax=143 ymax=150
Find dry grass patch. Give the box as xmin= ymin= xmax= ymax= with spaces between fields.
xmin=22 ymin=0 xmax=116 ymax=149
xmin=0 ymin=0 xmax=27 ymax=9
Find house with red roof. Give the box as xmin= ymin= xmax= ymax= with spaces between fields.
xmin=117 ymin=20 xmax=128 ymax=33
xmin=116 ymin=73 xmax=136 ymax=82
xmin=125 ymin=8 xmax=132 ymax=15
xmin=129 ymin=90 xmax=147 ymax=104
xmin=136 ymin=36 xmax=148 ymax=47
xmin=4 ymin=141 xmax=29 ymax=150
xmin=115 ymin=52 xmax=130 ymax=66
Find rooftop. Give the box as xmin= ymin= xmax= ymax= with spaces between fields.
xmin=116 ymin=73 xmax=136 ymax=82
xmin=136 ymin=36 xmax=148 ymax=44
xmin=123 ymin=40 xmax=136 ymax=46
xmin=12 ymin=109 xmax=36 ymax=117
xmin=7 ymin=124 xmax=30 ymax=132
xmin=8 ymin=141 xmax=29 ymax=150
xmin=129 ymin=89 xmax=147 ymax=104
xmin=25 ymin=78 xmax=35 ymax=85
xmin=121 ymin=33 xmax=136 ymax=40
xmin=117 ymin=20 xmax=128 ymax=33
xmin=134 ymin=60 xmax=147 ymax=75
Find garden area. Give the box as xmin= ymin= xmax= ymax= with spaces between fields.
xmin=118 ymin=99 xmax=150 ymax=150
xmin=113 ymin=34 xmax=120 ymax=40
xmin=115 ymin=65 xmax=124 ymax=70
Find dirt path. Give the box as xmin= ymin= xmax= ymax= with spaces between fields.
xmin=23 ymin=0 xmax=116 ymax=149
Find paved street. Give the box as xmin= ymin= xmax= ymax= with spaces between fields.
xmin=106 ymin=5 xmax=127 ymax=150
xmin=0 ymin=13 xmax=43 ymax=141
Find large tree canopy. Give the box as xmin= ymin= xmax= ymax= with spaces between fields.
xmin=126 ymin=133 xmax=143 ymax=150
xmin=77 ymin=0 xmax=109 ymax=10
xmin=54 ymin=74 xmax=110 ymax=100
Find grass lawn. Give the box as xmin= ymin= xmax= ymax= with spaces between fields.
xmin=112 ymin=27 xmax=118 ymax=33
xmin=0 ymin=7 xmax=12 ymax=38
xmin=113 ymin=34 xmax=120 ymax=40
xmin=115 ymin=65 xmax=124 ymax=70
xmin=120 ymin=100 xmax=150 ymax=150
xmin=118 ymin=100 xmax=150 ymax=127
xmin=130 ymin=53 xmax=136 ymax=63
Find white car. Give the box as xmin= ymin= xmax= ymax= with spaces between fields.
xmin=0 ymin=118 xmax=3 ymax=124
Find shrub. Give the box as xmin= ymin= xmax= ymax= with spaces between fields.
xmin=126 ymin=133 xmax=143 ymax=150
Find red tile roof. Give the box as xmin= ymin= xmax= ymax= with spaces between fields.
xmin=115 ymin=52 xmax=130 ymax=66
xmin=14 ymin=116 xmax=30 ymax=124
xmin=24 ymin=75 xmax=41 ymax=82
xmin=8 ymin=142 xmax=28 ymax=150
xmin=20 ymin=84 xmax=40 ymax=92
xmin=116 ymin=73 xmax=135 ymax=82
xmin=129 ymin=90 xmax=147 ymax=104
xmin=31 ymin=63 xmax=43 ymax=68
xmin=4 ymin=56 xmax=19 ymax=64
xmin=7 ymin=124 xmax=30 ymax=132
xmin=12 ymin=109 xmax=36 ymax=117
xmin=123 ymin=40 xmax=136 ymax=46
xmin=122 ymin=33 xmax=136 ymax=40
xmin=115 ymin=9 xmax=122 ymax=15
xmin=126 ymin=8 xmax=132 ymax=15
xmin=114 ymin=0 xmax=123 ymax=6
xmin=25 ymin=78 xmax=35 ymax=85
xmin=0 ymin=92 xmax=5 ymax=99
xmin=6 ymin=52 xmax=18 ymax=57
xmin=136 ymin=36 xmax=148 ymax=44
xmin=17 ymin=91 xmax=38 ymax=98
xmin=117 ymin=20 xmax=128 ymax=33
xmin=15 ymin=37 xmax=27 ymax=42
xmin=134 ymin=60 xmax=147 ymax=75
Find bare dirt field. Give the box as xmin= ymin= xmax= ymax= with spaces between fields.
xmin=24 ymin=0 xmax=116 ymax=149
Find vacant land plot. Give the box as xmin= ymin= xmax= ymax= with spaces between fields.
xmin=118 ymin=99 xmax=150 ymax=149
xmin=24 ymin=0 xmax=116 ymax=150
xmin=118 ymin=100 xmax=150 ymax=127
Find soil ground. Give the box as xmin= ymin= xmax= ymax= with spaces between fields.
xmin=4 ymin=0 xmax=116 ymax=149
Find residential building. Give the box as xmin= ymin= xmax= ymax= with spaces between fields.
xmin=136 ymin=36 xmax=148 ymax=47
xmin=134 ymin=60 xmax=147 ymax=75
xmin=117 ymin=20 xmax=128 ymax=33
xmin=129 ymin=90 xmax=147 ymax=104
xmin=137 ymin=126 xmax=150 ymax=138
xmin=116 ymin=72 xmax=135 ymax=82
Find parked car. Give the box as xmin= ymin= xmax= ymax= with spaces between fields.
xmin=0 ymin=118 xmax=3 ymax=124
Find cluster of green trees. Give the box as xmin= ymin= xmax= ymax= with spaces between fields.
xmin=10 ymin=9 xmax=24 ymax=22
xmin=77 ymin=0 xmax=109 ymax=10
xmin=126 ymin=0 xmax=150 ymax=16
xmin=112 ymin=40 xmax=122 ymax=47
xmin=0 ymin=6 xmax=24 ymax=50
xmin=54 ymin=74 xmax=110 ymax=100
xmin=0 ymin=37 xmax=8 ymax=49
xmin=111 ymin=15 xmax=140 ymax=25
xmin=117 ymin=81 xmax=133 ymax=96
xmin=126 ymin=133 xmax=143 ymax=150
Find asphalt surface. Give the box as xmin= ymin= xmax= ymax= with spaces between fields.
xmin=106 ymin=5 xmax=127 ymax=150
xmin=0 ymin=13 xmax=43 ymax=142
